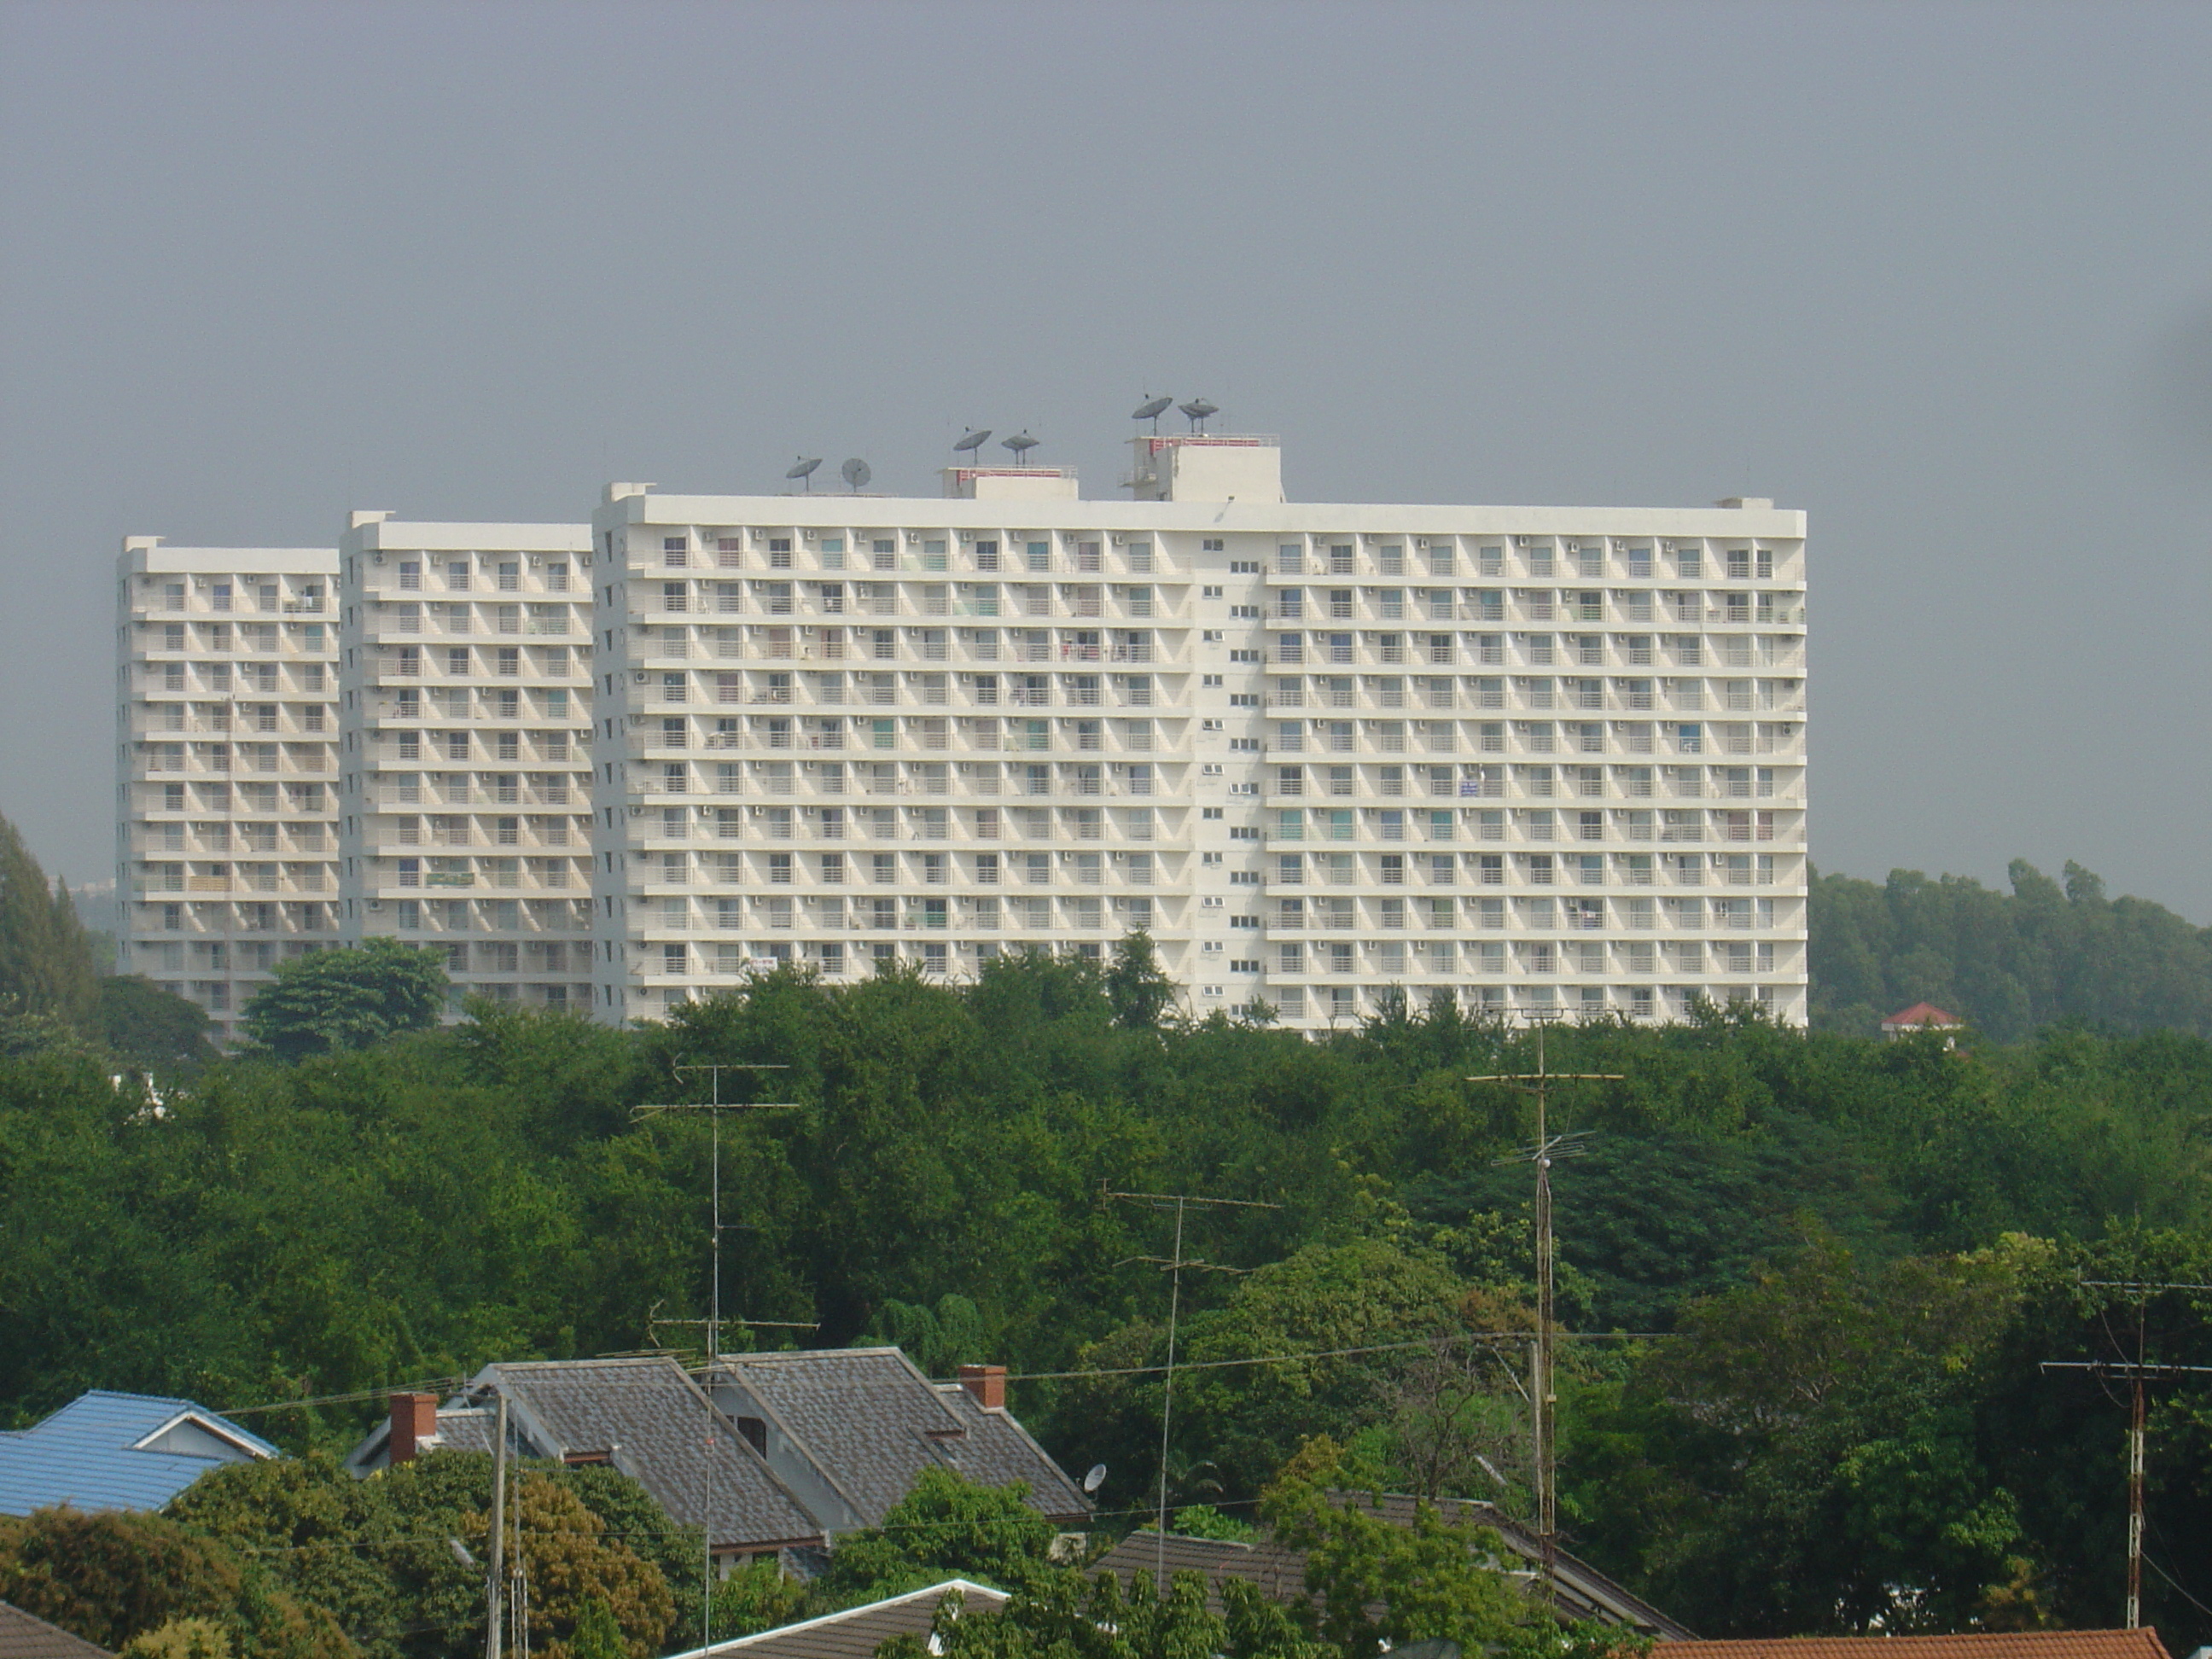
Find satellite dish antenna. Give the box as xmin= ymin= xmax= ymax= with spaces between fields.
xmin=786 ymin=456 xmax=823 ymax=492
xmin=1002 ymin=431 xmax=1039 ymax=464
xmin=1179 ymin=399 xmax=1218 ymax=434
xmin=1132 ymin=394 xmax=1173 ymax=434
xmin=952 ymin=428 xmax=992 ymax=456
xmin=1083 ymin=1464 xmax=1107 ymax=1493
xmin=841 ymin=457 xmax=872 ymax=492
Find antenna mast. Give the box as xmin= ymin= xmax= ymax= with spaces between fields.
xmin=1467 ymin=1021 xmax=1621 ymax=1611
xmin=2040 ymin=1278 xmax=2212 ymax=1627
xmin=634 ymin=1063 xmax=805 ymax=1650
xmin=1103 ymin=1186 xmax=1280 ymax=1585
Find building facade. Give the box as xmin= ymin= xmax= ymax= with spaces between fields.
xmin=114 ymin=539 xmax=341 ymax=1045
xmin=337 ymin=514 xmax=596 ymax=1014
xmin=587 ymin=437 xmax=1808 ymax=1029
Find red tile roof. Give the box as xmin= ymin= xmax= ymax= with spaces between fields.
xmin=1665 ymin=1630 xmax=2171 ymax=1659
xmin=1882 ymin=1002 xmax=1965 ymax=1029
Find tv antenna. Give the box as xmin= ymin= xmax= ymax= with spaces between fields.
xmin=1132 ymin=394 xmax=1173 ymax=434
xmin=634 ymin=1063 xmax=806 ymax=1656
xmin=2040 ymin=1278 xmax=2212 ymax=1627
xmin=785 ymin=457 xmax=822 ymax=492
xmin=632 ymin=1065 xmax=805 ymax=1365
xmin=1103 ymin=1185 xmax=1280 ymax=1584
xmin=841 ymin=457 xmax=872 ymax=492
xmin=1178 ymin=399 xmax=1217 ymax=434
xmin=1467 ymin=1019 xmax=1622 ymax=1610
xmin=952 ymin=428 xmax=991 ymax=459
xmin=1001 ymin=431 xmax=1039 ymax=464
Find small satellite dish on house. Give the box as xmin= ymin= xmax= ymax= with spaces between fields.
xmin=953 ymin=428 xmax=992 ymax=454
xmin=1083 ymin=1464 xmax=1107 ymax=1493
xmin=1002 ymin=432 xmax=1039 ymax=463
xmin=1132 ymin=395 xmax=1173 ymax=432
xmin=1179 ymin=399 xmax=1218 ymax=433
xmin=841 ymin=457 xmax=872 ymax=492
xmin=786 ymin=457 xmax=823 ymax=491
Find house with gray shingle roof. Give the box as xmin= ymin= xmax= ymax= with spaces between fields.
xmin=0 ymin=1392 xmax=275 ymax=1519
xmin=344 ymin=1349 xmax=1087 ymax=1575
xmin=0 ymin=1601 xmax=114 ymax=1659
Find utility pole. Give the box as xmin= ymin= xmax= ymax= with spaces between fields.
xmin=2040 ymin=1278 xmax=2212 ymax=1629
xmin=486 ymin=1392 xmax=508 ymax=1659
xmin=1104 ymin=1186 xmax=1280 ymax=1585
xmin=1468 ymin=1019 xmax=1621 ymax=1611
xmin=635 ymin=1063 xmax=806 ymax=1653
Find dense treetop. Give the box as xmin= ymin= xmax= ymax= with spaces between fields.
xmin=1809 ymin=859 xmax=2212 ymax=1039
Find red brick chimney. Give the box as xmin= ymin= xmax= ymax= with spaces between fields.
xmin=388 ymin=1392 xmax=439 ymax=1464
xmin=958 ymin=1364 xmax=1007 ymax=1411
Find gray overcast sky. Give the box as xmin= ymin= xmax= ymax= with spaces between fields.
xmin=3 ymin=0 xmax=2209 ymax=915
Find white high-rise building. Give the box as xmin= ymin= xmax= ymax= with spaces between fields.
xmin=337 ymin=514 xmax=597 ymax=1015
xmin=588 ymin=434 xmax=1807 ymax=1028
xmin=114 ymin=538 xmax=341 ymax=1045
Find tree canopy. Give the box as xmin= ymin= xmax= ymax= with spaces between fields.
xmin=240 ymin=937 xmax=448 ymax=1060
xmin=0 ymin=946 xmax=2208 ymax=1650
xmin=0 ymin=812 xmax=98 ymax=1030
xmin=1809 ymin=858 xmax=2212 ymax=1039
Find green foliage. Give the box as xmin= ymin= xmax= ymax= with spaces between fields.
xmin=809 ymin=1468 xmax=1059 ymax=1608
xmin=1260 ymin=1437 xmax=1531 ymax=1656
xmin=0 ymin=1505 xmax=351 ymax=1656
xmin=1105 ymin=931 xmax=1179 ymax=1031
xmin=459 ymin=1476 xmax=672 ymax=1659
xmin=1809 ymin=859 xmax=2212 ymax=1039
xmin=241 ymin=938 xmax=447 ymax=1061
xmin=167 ymin=1449 xmax=692 ymax=1659
xmin=566 ymin=1598 xmax=624 ymax=1659
xmin=1168 ymin=1504 xmax=1257 ymax=1541
xmin=707 ymin=1557 xmax=811 ymax=1639
xmin=858 ymin=1294 xmax=989 ymax=1377
xmin=2 ymin=964 xmax=2209 ymax=1648
xmin=100 ymin=975 xmax=221 ymax=1074
xmin=0 ymin=814 xmax=99 ymax=1031
xmin=121 ymin=1619 xmax=234 ymax=1659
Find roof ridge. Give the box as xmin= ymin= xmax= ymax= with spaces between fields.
xmin=667 ymin=1577 xmax=1007 ymax=1656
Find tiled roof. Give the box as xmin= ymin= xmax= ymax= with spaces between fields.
xmin=481 ymin=1359 xmax=824 ymax=1552
xmin=0 ymin=1393 xmax=276 ymax=1518
xmin=0 ymin=1603 xmax=113 ymax=1659
xmin=1091 ymin=1491 xmax=1692 ymax=1640
xmin=1664 ymin=1635 xmax=2170 ymax=1659
xmin=712 ymin=1349 xmax=1090 ymax=1528
xmin=667 ymin=1579 xmax=1010 ymax=1659
xmin=1092 ymin=1530 xmax=1311 ymax=1610
xmin=929 ymin=1382 xmax=1091 ymax=1522
xmin=1882 ymin=1003 xmax=1964 ymax=1028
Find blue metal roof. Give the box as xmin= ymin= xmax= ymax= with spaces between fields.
xmin=0 ymin=1391 xmax=276 ymax=1517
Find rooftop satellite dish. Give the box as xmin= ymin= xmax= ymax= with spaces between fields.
xmin=953 ymin=428 xmax=992 ymax=455
xmin=841 ymin=457 xmax=872 ymax=492
xmin=786 ymin=456 xmax=823 ymax=492
xmin=1179 ymin=399 xmax=1218 ymax=433
xmin=1002 ymin=431 xmax=1040 ymax=463
xmin=1132 ymin=394 xmax=1173 ymax=433
xmin=1083 ymin=1464 xmax=1107 ymax=1493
